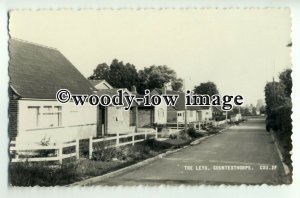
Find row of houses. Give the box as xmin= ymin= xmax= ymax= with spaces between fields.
xmin=9 ymin=39 xmax=224 ymax=147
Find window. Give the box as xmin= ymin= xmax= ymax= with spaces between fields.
xmin=40 ymin=106 xmax=62 ymax=127
xmin=27 ymin=106 xmax=40 ymax=129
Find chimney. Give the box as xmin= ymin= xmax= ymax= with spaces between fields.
xmin=162 ymin=85 xmax=167 ymax=95
xmin=131 ymin=85 xmax=137 ymax=94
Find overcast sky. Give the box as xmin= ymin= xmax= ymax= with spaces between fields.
xmin=9 ymin=9 xmax=291 ymax=105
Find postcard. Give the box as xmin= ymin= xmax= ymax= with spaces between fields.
xmin=8 ymin=9 xmax=292 ymax=186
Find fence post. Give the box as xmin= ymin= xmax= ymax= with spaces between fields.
xmin=58 ymin=143 xmax=63 ymax=164
xmin=132 ymin=133 xmax=135 ymax=146
xmin=155 ymin=127 xmax=158 ymax=139
xmin=89 ymin=136 xmax=93 ymax=159
xmin=116 ymin=132 xmax=120 ymax=146
xmin=76 ymin=138 xmax=80 ymax=160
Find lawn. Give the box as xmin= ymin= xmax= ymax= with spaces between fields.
xmin=9 ymin=125 xmax=227 ymax=186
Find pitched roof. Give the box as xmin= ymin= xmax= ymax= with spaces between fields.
xmin=212 ymin=105 xmax=223 ymax=112
xmin=89 ymin=79 xmax=113 ymax=89
xmin=96 ymin=88 xmax=131 ymax=97
xmin=9 ymin=39 xmax=96 ymax=99
xmin=188 ymin=105 xmax=211 ymax=111
xmin=151 ymin=88 xmax=213 ymax=111
xmin=95 ymin=88 xmax=137 ymax=107
xmin=89 ymin=80 xmax=105 ymax=86
xmin=151 ymin=88 xmax=185 ymax=110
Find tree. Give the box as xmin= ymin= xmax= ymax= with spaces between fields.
xmin=264 ymin=69 xmax=292 ymax=165
xmin=259 ymin=105 xmax=266 ymax=114
xmin=89 ymin=60 xmax=183 ymax=93
xmin=88 ymin=63 xmax=110 ymax=81
xmin=108 ymin=59 xmax=139 ymax=89
xmin=172 ymin=78 xmax=184 ymax=91
xmin=137 ymin=65 xmax=183 ymax=93
xmin=264 ymin=81 xmax=287 ymax=117
xmin=88 ymin=59 xmax=139 ymax=90
xmin=279 ymin=68 xmax=292 ymax=97
xmin=193 ymin=81 xmax=219 ymax=96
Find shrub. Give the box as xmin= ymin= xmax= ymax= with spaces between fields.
xmin=9 ymin=162 xmax=79 ymax=186
xmin=144 ymin=139 xmax=173 ymax=151
xmin=92 ymin=142 xmax=120 ymax=162
xmin=178 ymin=130 xmax=191 ymax=140
xmin=187 ymin=127 xmax=203 ymax=138
xmin=215 ymin=115 xmax=226 ymax=121
xmin=126 ymin=144 xmax=151 ymax=161
xmin=169 ymin=134 xmax=177 ymax=139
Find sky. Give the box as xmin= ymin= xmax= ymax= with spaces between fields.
xmin=9 ymin=9 xmax=292 ymax=105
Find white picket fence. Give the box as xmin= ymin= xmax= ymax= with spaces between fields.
xmin=10 ymin=129 xmax=157 ymax=163
xmin=10 ymin=139 xmax=79 ymax=164
xmin=88 ymin=129 xmax=157 ymax=159
xmin=167 ymin=121 xmax=215 ymax=130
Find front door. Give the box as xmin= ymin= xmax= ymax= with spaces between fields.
xmin=97 ymin=107 xmax=106 ymax=137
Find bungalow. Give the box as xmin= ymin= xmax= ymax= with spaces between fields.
xmin=89 ymin=80 xmax=137 ymax=135
xmin=192 ymin=106 xmax=213 ymax=123
xmin=134 ymin=94 xmax=155 ymax=128
xmin=160 ymin=90 xmax=214 ymax=124
xmin=133 ymin=86 xmax=171 ymax=128
xmin=162 ymin=90 xmax=198 ymax=124
xmin=9 ymin=39 xmax=98 ymax=146
xmin=150 ymin=87 xmax=170 ymax=125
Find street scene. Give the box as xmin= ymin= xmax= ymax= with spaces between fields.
xmin=88 ymin=117 xmax=288 ymax=185
xmin=8 ymin=9 xmax=292 ymax=186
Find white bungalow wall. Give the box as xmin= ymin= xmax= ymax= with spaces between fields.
xmin=17 ymin=100 xmax=97 ymax=145
xmin=94 ymin=81 xmax=113 ymax=90
xmin=177 ymin=110 xmax=198 ymax=123
xmin=154 ymin=103 xmax=167 ymax=124
xmin=198 ymin=109 xmax=213 ymax=122
xmin=106 ymin=106 xmax=135 ymax=134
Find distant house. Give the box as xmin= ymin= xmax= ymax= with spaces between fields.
xmin=162 ymin=90 xmax=214 ymax=124
xmin=192 ymin=106 xmax=213 ymax=123
xmin=161 ymin=90 xmax=197 ymax=124
xmin=89 ymin=79 xmax=113 ymax=90
xmin=89 ymin=80 xmax=137 ymax=135
xmin=135 ymin=94 xmax=155 ymax=128
xmin=150 ymin=87 xmax=171 ymax=125
xmin=134 ymin=87 xmax=172 ymax=128
xmin=211 ymin=106 xmax=224 ymax=119
xmin=9 ymin=39 xmax=97 ymax=146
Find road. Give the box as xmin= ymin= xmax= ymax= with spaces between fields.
xmin=90 ymin=117 xmax=287 ymax=185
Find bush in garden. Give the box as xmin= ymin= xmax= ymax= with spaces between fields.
xmin=178 ymin=130 xmax=190 ymax=140
xmin=126 ymin=144 xmax=151 ymax=161
xmin=91 ymin=142 xmax=119 ymax=162
xmin=169 ymin=134 xmax=177 ymax=139
xmin=187 ymin=127 xmax=203 ymax=138
xmin=9 ymin=161 xmax=79 ymax=186
xmin=143 ymin=138 xmax=173 ymax=151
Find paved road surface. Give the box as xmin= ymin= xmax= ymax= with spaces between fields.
xmin=91 ymin=117 xmax=287 ymax=185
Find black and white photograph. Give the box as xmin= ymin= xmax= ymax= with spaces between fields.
xmin=8 ymin=9 xmax=293 ymax=186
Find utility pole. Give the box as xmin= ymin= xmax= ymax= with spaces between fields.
xmin=273 ymin=60 xmax=276 ymax=104
xmin=184 ymin=78 xmax=187 ymax=134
